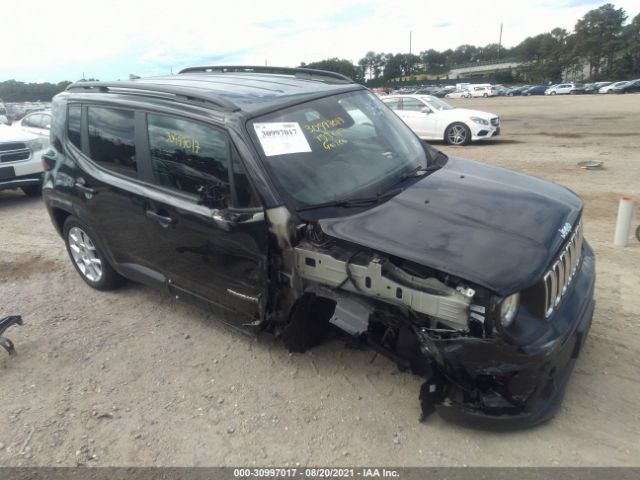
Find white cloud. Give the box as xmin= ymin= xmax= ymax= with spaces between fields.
xmin=2 ymin=0 xmax=638 ymax=82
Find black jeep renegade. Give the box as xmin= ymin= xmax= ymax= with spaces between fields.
xmin=43 ymin=66 xmax=595 ymax=429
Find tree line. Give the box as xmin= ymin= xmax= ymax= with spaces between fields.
xmin=0 ymin=80 xmax=72 ymax=103
xmin=302 ymin=3 xmax=640 ymax=85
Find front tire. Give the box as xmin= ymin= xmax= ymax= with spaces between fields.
xmin=63 ymin=216 xmax=125 ymax=290
xmin=445 ymin=123 xmax=471 ymax=146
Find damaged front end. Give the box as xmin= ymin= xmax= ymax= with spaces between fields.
xmin=266 ymin=212 xmax=596 ymax=430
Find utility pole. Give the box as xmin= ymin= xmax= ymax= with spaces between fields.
xmin=409 ymin=30 xmax=412 ymax=76
xmin=497 ymin=23 xmax=503 ymax=60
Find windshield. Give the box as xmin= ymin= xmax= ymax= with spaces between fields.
xmin=420 ymin=96 xmax=453 ymax=111
xmin=249 ymin=89 xmax=428 ymax=209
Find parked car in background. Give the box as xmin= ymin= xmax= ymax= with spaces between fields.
xmin=431 ymin=87 xmax=451 ymax=98
xmin=599 ymin=81 xmax=627 ymax=93
xmin=545 ymin=83 xmax=585 ymax=95
xmin=382 ymin=94 xmax=500 ymax=145
xmin=506 ymin=86 xmax=530 ymax=96
xmin=523 ymin=86 xmax=548 ymax=96
xmin=0 ymin=124 xmax=45 ymax=196
xmin=445 ymin=89 xmax=471 ymax=99
xmin=468 ymin=85 xmax=497 ymax=98
xmin=584 ymin=82 xmax=610 ymax=94
xmin=614 ymin=79 xmax=640 ymax=94
xmin=494 ymin=85 xmax=509 ymax=96
xmin=13 ymin=111 xmax=52 ymax=147
xmin=413 ymin=86 xmax=440 ymax=95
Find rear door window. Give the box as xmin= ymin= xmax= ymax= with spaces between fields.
xmin=402 ymin=98 xmax=425 ymax=111
xmin=382 ymin=98 xmax=401 ymax=110
xmin=87 ymin=107 xmax=137 ymax=178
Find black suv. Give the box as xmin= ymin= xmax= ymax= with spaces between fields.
xmin=43 ymin=66 xmax=595 ymax=429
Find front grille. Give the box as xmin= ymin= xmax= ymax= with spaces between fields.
xmin=542 ymin=223 xmax=583 ymax=318
xmin=490 ymin=117 xmax=500 ymax=126
xmin=0 ymin=148 xmax=31 ymax=163
xmin=0 ymin=142 xmax=26 ymax=152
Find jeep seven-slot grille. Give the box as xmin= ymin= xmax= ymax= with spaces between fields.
xmin=0 ymin=143 xmax=30 ymax=163
xmin=542 ymin=223 xmax=583 ymax=318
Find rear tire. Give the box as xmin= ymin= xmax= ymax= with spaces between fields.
xmin=63 ymin=216 xmax=125 ymax=291
xmin=636 ymin=225 xmax=640 ymax=242
xmin=21 ymin=185 xmax=42 ymax=197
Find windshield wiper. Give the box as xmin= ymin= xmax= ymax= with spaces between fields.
xmin=296 ymin=188 xmax=402 ymax=212
xmin=400 ymin=163 xmax=441 ymax=179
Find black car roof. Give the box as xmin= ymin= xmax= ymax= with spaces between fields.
xmin=66 ymin=66 xmax=364 ymax=116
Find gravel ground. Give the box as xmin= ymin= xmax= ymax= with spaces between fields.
xmin=0 ymin=94 xmax=639 ymax=467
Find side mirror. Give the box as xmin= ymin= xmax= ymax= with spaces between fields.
xmin=421 ymin=107 xmax=432 ymax=114
xmin=197 ymin=183 xmax=229 ymax=210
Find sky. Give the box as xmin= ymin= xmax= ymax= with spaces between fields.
xmin=2 ymin=0 xmax=639 ymax=83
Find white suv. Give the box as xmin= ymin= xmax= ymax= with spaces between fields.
xmin=468 ymin=85 xmax=496 ymax=98
xmin=0 ymin=124 xmax=46 ymax=196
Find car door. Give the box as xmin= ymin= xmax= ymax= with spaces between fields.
xmin=70 ymin=104 xmax=158 ymax=275
xmin=398 ymin=97 xmax=438 ymax=139
xmin=140 ymin=112 xmax=268 ymax=322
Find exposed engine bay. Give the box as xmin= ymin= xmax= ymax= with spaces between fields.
xmin=265 ymin=207 xmax=496 ymax=421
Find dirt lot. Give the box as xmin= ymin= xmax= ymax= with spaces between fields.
xmin=1 ymin=94 xmax=639 ymax=467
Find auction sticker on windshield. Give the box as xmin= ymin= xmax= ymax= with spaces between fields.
xmin=254 ymin=122 xmax=312 ymax=157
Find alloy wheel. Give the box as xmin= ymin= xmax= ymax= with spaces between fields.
xmin=68 ymin=227 xmax=103 ymax=282
xmin=447 ymin=125 xmax=468 ymax=145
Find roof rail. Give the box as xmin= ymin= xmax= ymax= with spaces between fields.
xmin=65 ymin=81 xmax=240 ymax=111
xmin=178 ymin=65 xmax=354 ymax=83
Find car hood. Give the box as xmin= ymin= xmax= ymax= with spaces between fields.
xmin=319 ymin=157 xmax=583 ymax=296
xmin=0 ymin=124 xmax=36 ymax=142
xmin=437 ymin=108 xmax=496 ymax=120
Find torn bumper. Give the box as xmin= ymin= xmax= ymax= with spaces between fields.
xmin=431 ymin=243 xmax=595 ymax=430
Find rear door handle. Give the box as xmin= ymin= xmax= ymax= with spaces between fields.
xmin=74 ymin=182 xmax=97 ymax=195
xmin=145 ymin=210 xmax=176 ymax=227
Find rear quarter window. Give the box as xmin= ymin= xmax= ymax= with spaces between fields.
xmin=67 ymin=105 xmax=82 ymax=150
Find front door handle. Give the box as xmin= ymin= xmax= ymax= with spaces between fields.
xmin=74 ymin=182 xmax=97 ymax=195
xmin=145 ymin=210 xmax=176 ymax=227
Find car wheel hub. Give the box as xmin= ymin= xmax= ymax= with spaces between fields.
xmin=68 ymin=227 xmax=103 ymax=282
xmin=448 ymin=126 xmax=466 ymax=145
